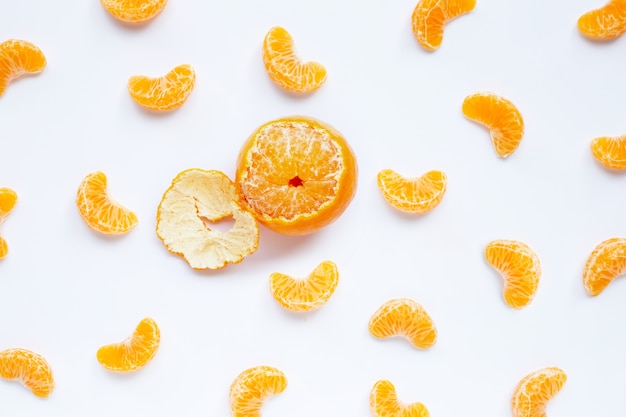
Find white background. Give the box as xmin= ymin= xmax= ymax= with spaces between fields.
xmin=1 ymin=0 xmax=626 ymax=415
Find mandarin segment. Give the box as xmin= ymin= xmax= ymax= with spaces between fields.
xmin=156 ymin=169 xmax=259 ymax=270
xmin=412 ymin=0 xmax=476 ymax=50
xmin=100 ymin=0 xmax=168 ymax=23
xmin=377 ymin=169 xmax=447 ymax=214
xmin=270 ymin=260 xmax=339 ymax=312
xmin=591 ymin=135 xmax=626 ymax=170
xmin=229 ymin=366 xmax=287 ymax=417
xmin=262 ymin=26 xmax=326 ymax=93
xmin=578 ymin=0 xmax=626 ymax=39
xmin=462 ymin=93 xmax=525 ymax=158
xmin=370 ymin=380 xmax=430 ymax=417
xmin=128 ymin=64 xmax=195 ymax=111
xmin=511 ymin=367 xmax=567 ymax=417
xmin=0 ymin=348 xmax=54 ymax=398
xmin=485 ymin=240 xmax=541 ymax=309
xmin=0 ymin=187 xmax=17 ymax=259
xmin=96 ymin=317 xmax=160 ymax=373
xmin=583 ymin=237 xmax=626 ymax=296
xmin=235 ymin=116 xmax=358 ymax=236
xmin=76 ymin=171 xmax=138 ymax=235
xmin=368 ymin=298 xmax=437 ymax=350
xmin=0 ymin=39 xmax=46 ymax=97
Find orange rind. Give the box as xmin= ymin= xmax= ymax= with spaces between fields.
xmin=485 ymin=240 xmax=541 ymax=310
xmin=229 ymin=365 xmax=287 ymax=417
xmin=100 ymin=0 xmax=168 ymax=23
xmin=76 ymin=171 xmax=138 ymax=235
xmin=583 ymin=237 xmax=626 ymax=296
xmin=412 ymin=0 xmax=476 ymax=51
xmin=156 ymin=169 xmax=259 ymax=270
xmin=0 ymin=39 xmax=46 ymax=97
xmin=0 ymin=187 xmax=17 ymax=259
xmin=0 ymin=348 xmax=54 ymax=398
xmin=511 ymin=367 xmax=567 ymax=417
xmin=368 ymin=298 xmax=437 ymax=350
xmin=96 ymin=317 xmax=160 ymax=373
xmin=462 ymin=92 xmax=525 ymax=158
xmin=270 ymin=260 xmax=339 ymax=312
xmin=377 ymin=169 xmax=447 ymax=214
xmin=370 ymin=380 xmax=430 ymax=417
xmin=591 ymin=135 xmax=626 ymax=170
xmin=128 ymin=64 xmax=195 ymax=111
xmin=578 ymin=0 xmax=626 ymax=40
xmin=262 ymin=26 xmax=326 ymax=93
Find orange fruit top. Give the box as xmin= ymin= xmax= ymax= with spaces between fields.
xmin=511 ymin=367 xmax=567 ymax=417
xmin=0 ymin=348 xmax=54 ymax=398
xmin=0 ymin=39 xmax=46 ymax=97
xmin=578 ymin=0 xmax=626 ymax=40
xmin=235 ymin=116 xmax=358 ymax=236
xmin=412 ymin=0 xmax=476 ymax=51
xmin=100 ymin=0 xmax=168 ymax=23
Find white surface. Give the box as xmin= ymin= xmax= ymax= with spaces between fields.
xmin=1 ymin=0 xmax=626 ymax=415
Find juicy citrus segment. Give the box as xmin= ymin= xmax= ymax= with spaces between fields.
xmin=590 ymin=135 xmax=626 ymax=170
xmin=262 ymin=26 xmax=326 ymax=93
xmin=0 ymin=39 xmax=46 ymax=97
xmin=270 ymin=260 xmax=339 ymax=312
xmin=76 ymin=171 xmax=138 ymax=235
xmin=511 ymin=367 xmax=567 ymax=417
xmin=0 ymin=187 xmax=17 ymax=259
xmin=0 ymin=348 xmax=54 ymax=398
xmin=370 ymin=380 xmax=430 ymax=417
xmin=229 ymin=366 xmax=287 ymax=417
xmin=96 ymin=317 xmax=160 ymax=373
xmin=156 ymin=169 xmax=259 ymax=270
xmin=578 ymin=0 xmax=626 ymax=39
xmin=583 ymin=237 xmax=626 ymax=296
xmin=100 ymin=0 xmax=167 ymax=23
xmin=127 ymin=64 xmax=195 ymax=111
xmin=485 ymin=240 xmax=541 ymax=309
xmin=368 ymin=298 xmax=437 ymax=350
xmin=377 ymin=169 xmax=447 ymax=214
xmin=235 ymin=116 xmax=358 ymax=236
xmin=462 ymin=92 xmax=525 ymax=158
xmin=411 ymin=0 xmax=476 ymax=50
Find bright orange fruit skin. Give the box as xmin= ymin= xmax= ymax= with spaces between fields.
xmin=590 ymin=135 xmax=626 ymax=170
xmin=511 ymin=367 xmax=567 ymax=417
xmin=368 ymin=298 xmax=437 ymax=350
xmin=96 ymin=317 xmax=160 ymax=373
xmin=578 ymin=0 xmax=626 ymax=40
xmin=583 ymin=237 xmax=626 ymax=296
xmin=235 ymin=116 xmax=358 ymax=236
xmin=0 ymin=39 xmax=46 ymax=97
xmin=412 ymin=0 xmax=476 ymax=50
xmin=128 ymin=64 xmax=196 ymax=111
xmin=100 ymin=0 xmax=168 ymax=23
xmin=0 ymin=348 xmax=54 ymax=398
xmin=370 ymin=380 xmax=430 ymax=417
xmin=229 ymin=366 xmax=287 ymax=417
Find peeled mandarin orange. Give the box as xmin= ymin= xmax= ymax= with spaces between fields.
xmin=485 ymin=240 xmax=541 ymax=310
xmin=511 ymin=367 xmax=567 ymax=417
xmin=100 ymin=0 xmax=168 ymax=23
xmin=462 ymin=92 xmax=525 ymax=158
xmin=0 ymin=39 xmax=46 ymax=97
xmin=229 ymin=366 xmax=287 ymax=417
xmin=270 ymin=260 xmax=339 ymax=312
xmin=262 ymin=26 xmax=326 ymax=93
xmin=235 ymin=116 xmax=358 ymax=236
xmin=76 ymin=171 xmax=138 ymax=235
xmin=0 ymin=187 xmax=17 ymax=259
xmin=368 ymin=298 xmax=437 ymax=350
xmin=0 ymin=348 xmax=54 ymax=398
xmin=578 ymin=0 xmax=626 ymax=39
xmin=96 ymin=317 xmax=160 ymax=373
xmin=128 ymin=64 xmax=195 ymax=111
xmin=377 ymin=169 xmax=447 ymax=214
xmin=590 ymin=135 xmax=626 ymax=170
xmin=583 ymin=237 xmax=626 ymax=296
xmin=370 ymin=380 xmax=430 ymax=417
xmin=412 ymin=0 xmax=476 ymax=51
xmin=156 ymin=169 xmax=259 ymax=270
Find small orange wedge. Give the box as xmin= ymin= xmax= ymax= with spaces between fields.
xmin=583 ymin=237 xmax=626 ymax=296
xmin=229 ymin=366 xmax=287 ymax=417
xmin=0 ymin=348 xmax=54 ymax=398
xmin=377 ymin=169 xmax=447 ymax=214
xmin=368 ymin=298 xmax=437 ymax=350
xmin=270 ymin=260 xmax=339 ymax=312
xmin=462 ymin=92 xmax=525 ymax=158
xmin=578 ymin=0 xmax=626 ymax=40
xmin=262 ymin=26 xmax=326 ymax=93
xmin=511 ymin=367 xmax=567 ymax=417
xmin=485 ymin=240 xmax=541 ymax=309
xmin=96 ymin=317 xmax=160 ymax=373
xmin=412 ymin=0 xmax=476 ymax=51
xmin=76 ymin=171 xmax=138 ymax=235
xmin=100 ymin=0 xmax=168 ymax=23
xmin=0 ymin=187 xmax=17 ymax=259
xmin=0 ymin=39 xmax=46 ymax=97
xmin=128 ymin=64 xmax=195 ymax=111
xmin=370 ymin=380 xmax=430 ymax=417
xmin=591 ymin=135 xmax=626 ymax=170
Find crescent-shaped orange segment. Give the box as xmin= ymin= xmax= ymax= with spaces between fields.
xmin=578 ymin=0 xmax=626 ymax=40
xmin=270 ymin=260 xmax=339 ymax=312
xmin=0 ymin=187 xmax=17 ymax=259
xmin=368 ymin=298 xmax=437 ymax=350
xmin=583 ymin=238 xmax=626 ymax=296
xmin=100 ymin=0 xmax=168 ymax=23
xmin=0 ymin=39 xmax=46 ymax=97
xmin=127 ymin=64 xmax=196 ymax=111
xmin=0 ymin=348 xmax=54 ymax=398
xmin=412 ymin=0 xmax=476 ymax=50
xmin=377 ymin=169 xmax=447 ymax=214
xmin=96 ymin=317 xmax=160 ymax=372
xmin=370 ymin=380 xmax=430 ymax=417
xmin=591 ymin=135 xmax=626 ymax=170
xmin=229 ymin=366 xmax=287 ymax=417
xmin=511 ymin=367 xmax=567 ymax=417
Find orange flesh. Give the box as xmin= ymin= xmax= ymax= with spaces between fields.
xmin=511 ymin=367 xmax=566 ymax=417
xmin=128 ymin=64 xmax=195 ymax=111
xmin=0 ymin=39 xmax=46 ymax=96
xmin=229 ymin=366 xmax=287 ymax=417
xmin=100 ymin=0 xmax=168 ymax=23
xmin=583 ymin=238 xmax=626 ymax=296
xmin=412 ymin=0 xmax=477 ymax=50
xmin=591 ymin=135 xmax=626 ymax=169
xmin=96 ymin=317 xmax=160 ymax=372
xmin=578 ymin=0 xmax=626 ymax=39
xmin=270 ymin=260 xmax=339 ymax=312
xmin=370 ymin=380 xmax=430 ymax=417
xmin=0 ymin=348 xmax=54 ymax=398
xmin=377 ymin=169 xmax=447 ymax=214
xmin=368 ymin=298 xmax=437 ymax=350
